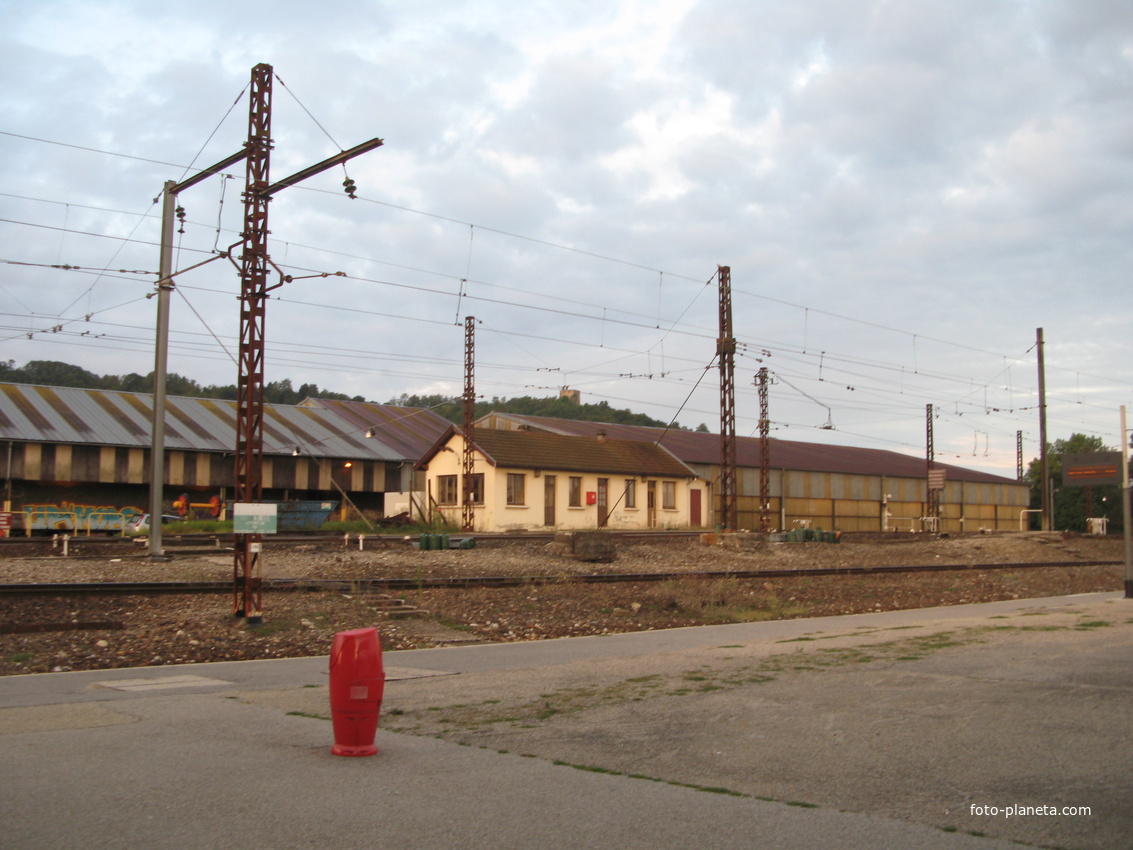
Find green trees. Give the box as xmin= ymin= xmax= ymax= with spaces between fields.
xmin=0 ymin=360 xmax=366 ymax=404
xmin=385 ymin=392 xmax=686 ymax=429
xmin=2 ymin=359 xmax=700 ymax=430
xmin=1024 ymin=433 xmax=1125 ymax=533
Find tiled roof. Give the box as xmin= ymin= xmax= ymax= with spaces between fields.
xmin=465 ymin=429 xmax=698 ymax=478
xmin=478 ymin=413 xmax=1020 ymax=485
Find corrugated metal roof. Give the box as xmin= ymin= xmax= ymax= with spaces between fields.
xmin=0 ymin=383 xmax=441 ymax=462
xmin=478 ymin=413 xmax=1020 ymax=485
xmin=461 ymin=429 xmax=698 ymax=478
xmin=300 ymin=398 xmax=451 ymax=461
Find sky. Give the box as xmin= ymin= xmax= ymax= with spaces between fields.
xmin=1 ymin=0 xmax=1131 ymax=477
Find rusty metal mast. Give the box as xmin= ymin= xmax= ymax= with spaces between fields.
xmin=233 ymin=63 xmax=274 ymax=620
xmin=462 ymin=316 xmax=476 ymax=532
xmin=717 ymin=265 xmax=737 ymax=532
xmin=1016 ymin=430 xmax=1024 ymax=481
xmin=925 ymin=403 xmax=940 ymax=530
xmin=756 ymin=367 xmax=771 ymax=531
xmin=230 ymin=63 xmax=384 ymax=620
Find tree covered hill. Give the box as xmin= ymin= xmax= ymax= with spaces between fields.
xmin=0 ymin=360 xmax=698 ymax=429
xmin=0 ymin=359 xmax=359 ymax=405
xmin=387 ymin=392 xmax=704 ymax=430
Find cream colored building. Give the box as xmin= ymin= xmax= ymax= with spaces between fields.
xmin=416 ymin=427 xmax=706 ymax=532
xmin=476 ymin=413 xmax=1032 ymax=533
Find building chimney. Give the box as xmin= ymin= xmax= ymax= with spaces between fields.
xmin=596 ymin=430 xmax=607 ymax=443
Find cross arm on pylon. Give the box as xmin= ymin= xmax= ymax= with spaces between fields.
xmin=263 ymin=137 xmax=384 ymax=197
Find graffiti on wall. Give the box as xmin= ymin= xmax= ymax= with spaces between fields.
xmin=21 ymin=502 xmax=144 ymax=532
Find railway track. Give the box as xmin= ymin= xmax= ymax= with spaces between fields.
xmin=0 ymin=559 xmax=1119 ymax=598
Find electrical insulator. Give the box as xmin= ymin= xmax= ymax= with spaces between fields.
xmin=343 ymin=178 xmax=357 ymax=199
xmin=175 ymin=204 xmax=187 ymax=234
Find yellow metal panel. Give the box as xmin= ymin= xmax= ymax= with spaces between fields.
xmin=196 ymin=453 xmax=211 ymax=485
xmin=834 ymin=498 xmax=875 ymax=518
xmin=55 ymin=444 xmax=72 ymax=479
xmin=24 ymin=443 xmax=41 ymax=479
xmin=127 ymin=449 xmax=145 ymax=484
xmin=99 ymin=447 xmax=116 ymax=482
xmin=168 ymin=452 xmax=184 ymax=486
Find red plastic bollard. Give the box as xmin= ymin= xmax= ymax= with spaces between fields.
xmin=329 ymin=627 xmax=385 ymax=757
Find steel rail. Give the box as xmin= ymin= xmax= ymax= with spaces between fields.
xmin=0 ymin=560 xmax=1120 ymax=598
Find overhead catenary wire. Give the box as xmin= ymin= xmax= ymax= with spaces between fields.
xmin=2 ymin=135 xmax=1126 ymax=467
xmin=6 ymin=202 xmax=1124 ymax=403
xmin=0 ymin=187 xmax=1125 ymax=399
xmin=0 ymin=134 xmax=1121 ymax=384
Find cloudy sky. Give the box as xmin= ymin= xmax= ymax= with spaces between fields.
xmin=2 ymin=0 xmax=1131 ymax=476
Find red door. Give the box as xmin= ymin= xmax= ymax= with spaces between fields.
xmin=690 ymin=488 xmax=702 ymax=527
xmin=544 ymin=475 xmax=556 ymax=527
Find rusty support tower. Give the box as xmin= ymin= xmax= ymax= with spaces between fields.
xmin=925 ymin=403 xmax=940 ymax=528
xmin=462 ymin=316 xmax=476 ymax=532
xmin=233 ymin=63 xmax=274 ymax=620
xmin=756 ymin=367 xmax=771 ymax=531
xmin=226 ymin=63 xmax=383 ymax=619
xmin=717 ymin=266 xmax=737 ymax=532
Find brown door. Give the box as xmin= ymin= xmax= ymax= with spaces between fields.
xmin=544 ymin=475 xmax=556 ymax=527
xmin=647 ymin=481 xmax=657 ymax=528
xmin=690 ymin=488 xmax=701 ymax=527
xmin=597 ymin=477 xmax=609 ymax=528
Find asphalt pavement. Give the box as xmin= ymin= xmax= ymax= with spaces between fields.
xmin=1 ymin=591 xmax=1129 ymax=849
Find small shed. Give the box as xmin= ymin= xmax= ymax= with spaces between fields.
xmin=416 ymin=426 xmax=707 ymax=532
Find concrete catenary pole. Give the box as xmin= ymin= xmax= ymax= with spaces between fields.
xmin=147 ymin=180 xmax=177 ymax=559
xmin=1037 ymin=328 xmax=1050 ymax=531
xmin=1121 ymin=406 xmax=1131 ymax=598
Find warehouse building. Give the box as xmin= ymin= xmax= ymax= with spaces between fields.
xmin=0 ymin=381 xmax=1029 ymax=535
xmin=475 ymin=413 xmax=1029 ymax=533
xmin=0 ymin=383 xmax=449 ymax=532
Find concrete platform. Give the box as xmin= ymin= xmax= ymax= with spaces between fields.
xmin=1 ymin=592 xmax=1129 ymax=849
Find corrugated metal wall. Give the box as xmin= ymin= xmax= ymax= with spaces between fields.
xmin=695 ymin=464 xmax=1028 ymax=532
xmin=2 ymin=441 xmax=398 ymax=495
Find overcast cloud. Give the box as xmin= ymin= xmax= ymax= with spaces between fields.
xmin=1 ymin=0 xmax=1130 ymax=475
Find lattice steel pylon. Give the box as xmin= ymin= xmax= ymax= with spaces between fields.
xmin=1016 ymin=430 xmax=1024 ymax=481
xmin=226 ymin=63 xmax=384 ymax=620
xmin=233 ymin=63 xmax=274 ymax=621
xmin=756 ymin=367 xmax=772 ymax=531
xmin=462 ymin=316 xmax=476 ymax=532
xmin=925 ymin=403 xmax=940 ymax=530
xmin=717 ymin=266 xmax=737 ymax=532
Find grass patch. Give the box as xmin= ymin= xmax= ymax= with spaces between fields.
xmin=438 ymin=619 xmax=475 ymax=632
xmin=245 ymin=619 xmax=299 ymax=636
xmin=286 ymin=710 xmax=329 ymax=721
xmin=549 ymin=760 xmax=747 ymax=797
xmin=383 ymin=623 xmax=1047 ymax=737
